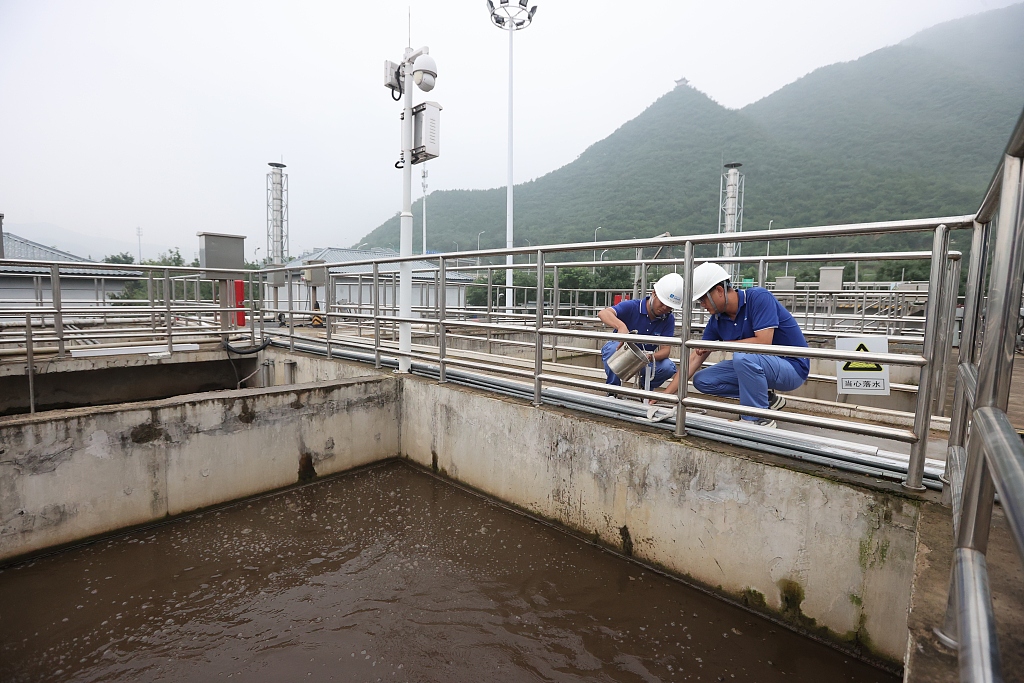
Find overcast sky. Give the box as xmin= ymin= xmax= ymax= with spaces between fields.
xmin=0 ymin=0 xmax=1016 ymax=260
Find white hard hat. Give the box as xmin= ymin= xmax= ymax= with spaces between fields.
xmin=691 ymin=262 xmax=731 ymax=300
xmin=653 ymin=272 xmax=685 ymax=310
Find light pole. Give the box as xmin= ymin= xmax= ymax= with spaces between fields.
xmin=600 ymin=249 xmax=609 ymax=261
xmin=421 ymin=165 xmax=428 ymax=255
xmin=477 ymin=231 xmax=486 ymax=267
xmin=593 ymin=225 xmax=602 ymax=271
xmin=487 ymin=0 xmax=538 ymax=314
xmin=384 ymin=43 xmax=439 ymax=373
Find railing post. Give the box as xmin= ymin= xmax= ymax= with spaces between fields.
xmin=433 ymin=270 xmax=440 ymax=348
xmin=551 ymin=266 xmax=559 ymax=362
xmin=50 ymin=264 xmax=65 ymax=358
xmin=286 ymin=270 xmax=295 ymax=352
xmin=148 ymin=270 xmax=156 ymax=334
xmin=675 ymin=241 xmax=694 ymax=437
xmin=552 ymin=266 xmax=560 ymax=322
xmin=944 ymin=221 xmax=988 ymax=504
xmin=25 ymin=314 xmax=35 ymax=414
xmin=904 ymin=223 xmax=950 ymax=490
xmin=249 ymin=272 xmax=258 ymax=346
xmin=164 ymin=269 xmax=173 ymax=353
xmin=372 ymin=263 xmax=381 ymax=369
xmin=959 ymin=156 xmax=1024 ymax=548
xmin=533 ymin=250 xmax=545 ymax=406
xmin=632 ymin=247 xmax=643 ymax=300
xmin=439 ymin=257 xmax=448 ymax=384
xmin=258 ymin=272 xmax=265 ymax=341
xmin=486 ymin=268 xmax=493 ymax=355
xmin=938 ymin=155 xmax=1024 ymax=651
xmin=954 ymin=548 xmax=1003 ymax=682
xmin=931 ymin=255 xmax=960 ymax=417
xmin=325 ymin=272 xmax=334 ymax=359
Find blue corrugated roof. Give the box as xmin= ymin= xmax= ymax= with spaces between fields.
xmin=1 ymin=233 xmax=139 ymax=276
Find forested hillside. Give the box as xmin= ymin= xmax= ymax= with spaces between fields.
xmin=357 ymin=4 xmax=1024 ymax=258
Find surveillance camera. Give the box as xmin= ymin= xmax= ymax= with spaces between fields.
xmin=415 ymin=72 xmax=436 ymax=91
xmin=412 ymin=53 xmax=437 ymax=92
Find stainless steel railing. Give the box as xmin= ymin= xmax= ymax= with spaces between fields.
xmin=933 ymin=108 xmax=1024 ymax=682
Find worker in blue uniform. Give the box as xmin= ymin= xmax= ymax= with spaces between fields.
xmin=598 ymin=273 xmax=685 ymax=390
xmin=661 ymin=262 xmax=809 ymax=428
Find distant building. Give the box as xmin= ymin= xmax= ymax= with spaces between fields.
xmin=1 ymin=232 xmax=135 ymax=303
xmin=278 ymin=247 xmax=473 ymax=313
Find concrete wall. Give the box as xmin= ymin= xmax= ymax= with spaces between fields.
xmin=400 ymin=377 xmax=918 ymax=664
xmin=260 ymin=349 xmax=388 ymax=386
xmin=0 ymin=376 xmax=400 ymax=562
xmin=0 ymin=358 xmax=256 ymax=416
xmin=0 ymin=346 xmax=924 ymax=666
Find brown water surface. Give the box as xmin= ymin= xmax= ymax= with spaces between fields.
xmin=0 ymin=461 xmax=897 ymax=682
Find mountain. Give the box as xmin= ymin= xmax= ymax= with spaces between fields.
xmin=356 ymin=3 xmax=1024 ymax=257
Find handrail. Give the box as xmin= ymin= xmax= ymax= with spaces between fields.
xmin=973 ymin=408 xmax=1024 ymax=563
xmin=686 ymin=339 xmax=926 ymax=366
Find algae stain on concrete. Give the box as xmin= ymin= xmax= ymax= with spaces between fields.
xmin=238 ymin=401 xmax=256 ymax=424
xmin=298 ymin=452 xmax=317 ymax=482
xmin=130 ymin=422 xmax=166 ymax=444
xmin=778 ymin=579 xmax=817 ymax=629
xmin=740 ymin=588 xmax=767 ymax=610
xmin=619 ymin=525 xmax=634 ymax=557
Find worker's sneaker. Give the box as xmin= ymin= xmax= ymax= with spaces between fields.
xmin=751 ymin=418 xmax=777 ymax=428
xmin=768 ymin=391 xmax=786 ymax=411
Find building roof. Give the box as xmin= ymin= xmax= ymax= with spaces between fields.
xmin=284 ymin=247 xmax=473 ymax=282
xmin=1 ymin=232 xmax=138 ymax=276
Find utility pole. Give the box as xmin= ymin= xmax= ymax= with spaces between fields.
xmin=136 ymin=226 xmax=142 ymax=263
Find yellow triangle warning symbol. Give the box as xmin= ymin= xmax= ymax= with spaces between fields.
xmin=843 ymin=343 xmax=883 ymax=371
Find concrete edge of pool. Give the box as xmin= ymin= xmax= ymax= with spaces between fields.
xmin=2 ymin=349 xmax=1006 ymax=678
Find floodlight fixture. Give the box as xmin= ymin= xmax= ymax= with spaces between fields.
xmin=488 ymin=0 xmax=536 ymax=29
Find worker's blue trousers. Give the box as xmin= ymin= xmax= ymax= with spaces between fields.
xmin=693 ymin=352 xmax=806 ymax=421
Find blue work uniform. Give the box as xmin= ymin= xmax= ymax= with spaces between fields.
xmin=601 ymin=297 xmax=677 ymax=388
xmin=693 ymin=287 xmax=809 ymax=420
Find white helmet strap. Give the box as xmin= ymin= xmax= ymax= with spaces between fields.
xmin=705 ymin=281 xmax=730 ymax=317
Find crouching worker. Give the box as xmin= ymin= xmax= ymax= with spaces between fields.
xmin=661 ymin=263 xmax=809 ymax=427
xmin=598 ymin=273 xmax=685 ymax=390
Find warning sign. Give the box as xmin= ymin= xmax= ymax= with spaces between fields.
xmin=836 ymin=336 xmax=890 ymax=396
xmin=842 ymin=344 xmax=884 ymax=372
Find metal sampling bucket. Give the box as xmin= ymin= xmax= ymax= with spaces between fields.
xmin=606 ymin=338 xmax=649 ymax=382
